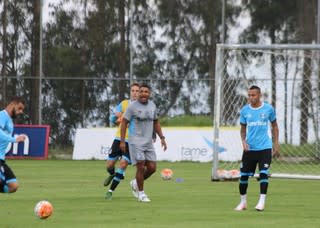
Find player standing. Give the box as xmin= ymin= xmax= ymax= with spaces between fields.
xmin=235 ymin=85 xmax=280 ymax=211
xmin=104 ymin=83 xmax=140 ymax=199
xmin=120 ymin=83 xmax=167 ymax=202
xmin=0 ymin=96 xmax=26 ymax=194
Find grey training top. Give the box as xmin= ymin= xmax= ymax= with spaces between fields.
xmin=123 ymin=100 xmax=158 ymax=145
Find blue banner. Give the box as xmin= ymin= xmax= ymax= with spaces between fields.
xmin=6 ymin=125 xmax=50 ymax=160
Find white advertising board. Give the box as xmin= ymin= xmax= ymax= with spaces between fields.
xmin=72 ymin=127 xmax=242 ymax=162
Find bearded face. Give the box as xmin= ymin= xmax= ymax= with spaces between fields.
xmin=11 ymin=103 xmax=25 ymax=119
xmin=12 ymin=107 xmax=17 ymax=119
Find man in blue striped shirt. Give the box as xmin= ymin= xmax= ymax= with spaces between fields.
xmin=104 ymin=83 xmax=140 ymax=200
xmin=0 ymin=96 xmax=27 ymax=194
xmin=235 ymin=85 xmax=280 ymax=211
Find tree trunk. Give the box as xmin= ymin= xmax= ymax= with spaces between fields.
xmin=209 ymin=43 xmax=216 ymax=117
xmin=1 ymin=0 xmax=8 ymax=107
xmin=209 ymin=3 xmax=217 ymax=117
xmin=284 ymin=53 xmax=289 ymax=144
xmin=80 ymin=1 xmax=88 ymax=128
xmin=119 ymin=0 xmax=126 ymax=100
xmin=300 ymin=54 xmax=312 ymax=144
xmin=298 ymin=0 xmax=316 ymax=144
xmin=30 ymin=0 xmax=41 ymax=124
xmin=270 ymin=29 xmax=276 ymax=108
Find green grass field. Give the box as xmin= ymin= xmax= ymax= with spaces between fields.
xmin=1 ymin=160 xmax=320 ymax=228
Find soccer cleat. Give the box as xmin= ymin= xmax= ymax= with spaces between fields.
xmin=103 ymin=174 xmax=115 ymax=187
xmin=138 ymin=193 xmax=151 ymax=203
xmin=105 ymin=191 xmax=113 ymax=200
xmin=130 ymin=179 xmax=138 ymax=198
xmin=234 ymin=202 xmax=247 ymax=211
xmin=255 ymin=203 xmax=265 ymax=211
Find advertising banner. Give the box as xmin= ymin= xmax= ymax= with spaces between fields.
xmin=6 ymin=125 xmax=50 ymax=160
xmin=72 ymin=127 xmax=242 ymax=162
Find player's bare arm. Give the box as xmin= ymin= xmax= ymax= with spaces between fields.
xmin=115 ymin=112 xmax=123 ymax=125
xmin=240 ymin=124 xmax=249 ymax=151
xmin=119 ymin=118 xmax=128 ymax=152
xmin=271 ymin=120 xmax=280 ymax=158
xmin=154 ymin=120 xmax=167 ymax=151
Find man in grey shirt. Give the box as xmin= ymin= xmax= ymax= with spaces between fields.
xmin=120 ymin=83 xmax=167 ymax=202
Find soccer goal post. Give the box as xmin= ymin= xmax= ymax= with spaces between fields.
xmin=212 ymin=44 xmax=320 ymax=180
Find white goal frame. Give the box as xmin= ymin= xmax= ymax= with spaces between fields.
xmin=212 ymin=44 xmax=320 ymax=180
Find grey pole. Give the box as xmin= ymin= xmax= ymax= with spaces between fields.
xmin=129 ymin=0 xmax=133 ymax=85
xmin=221 ymin=0 xmax=225 ymax=43
xmin=211 ymin=46 xmax=222 ymax=181
xmin=317 ymin=0 xmax=320 ymax=157
xmin=318 ymin=0 xmax=320 ymax=43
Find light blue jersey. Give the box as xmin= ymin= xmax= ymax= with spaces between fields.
xmin=240 ymin=102 xmax=276 ymax=151
xmin=0 ymin=110 xmax=17 ymax=160
xmin=109 ymin=99 xmax=130 ymax=141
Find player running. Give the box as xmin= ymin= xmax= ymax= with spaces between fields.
xmin=104 ymin=83 xmax=140 ymax=199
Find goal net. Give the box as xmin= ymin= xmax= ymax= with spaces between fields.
xmin=212 ymin=44 xmax=320 ymax=180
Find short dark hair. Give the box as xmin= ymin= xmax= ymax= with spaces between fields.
xmin=249 ymin=85 xmax=261 ymax=93
xmin=139 ymin=83 xmax=151 ymax=91
xmin=130 ymin=82 xmax=140 ymax=88
xmin=9 ymin=96 xmax=25 ymax=105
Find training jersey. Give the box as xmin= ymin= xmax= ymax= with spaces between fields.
xmin=109 ymin=99 xmax=130 ymax=142
xmin=239 ymin=102 xmax=276 ymax=151
xmin=123 ymin=100 xmax=158 ymax=146
xmin=0 ymin=110 xmax=17 ymax=160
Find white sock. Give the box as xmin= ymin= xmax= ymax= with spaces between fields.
xmin=258 ymin=194 xmax=266 ymax=205
xmin=138 ymin=191 xmax=145 ymax=196
xmin=240 ymin=194 xmax=247 ymax=204
xmin=108 ymin=190 xmax=113 ymax=193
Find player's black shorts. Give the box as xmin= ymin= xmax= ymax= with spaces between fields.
xmin=107 ymin=140 xmax=131 ymax=164
xmin=240 ymin=149 xmax=272 ymax=176
xmin=0 ymin=160 xmax=17 ymax=183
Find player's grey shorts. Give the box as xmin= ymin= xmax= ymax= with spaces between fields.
xmin=128 ymin=143 xmax=157 ymax=165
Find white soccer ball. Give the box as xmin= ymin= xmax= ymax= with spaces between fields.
xmin=34 ymin=200 xmax=53 ymax=219
xmin=217 ymin=169 xmax=229 ymax=179
xmin=161 ymin=168 xmax=173 ymax=180
xmin=229 ymin=169 xmax=240 ymax=179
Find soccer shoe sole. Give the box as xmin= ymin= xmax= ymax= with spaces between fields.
xmin=103 ymin=174 xmax=115 ymax=187
xmin=255 ymin=205 xmax=265 ymax=211
xmin=138 ymin=196 xmax=151 ymax=203
xmin=234 ymin=203 xmax=247 ymax=211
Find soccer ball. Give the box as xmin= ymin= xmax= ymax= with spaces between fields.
xmin=217 ymin=169 xmax=240 ymax=180
xmin=229 ymin=169 xmax=240 ymax=179
xmin=217 ymin=169 xmax=229 ymax=179
xmin=34 ymin=200 xmax=53 ymax=219
xmin=161 ymin=168 xmax=173 ymax=180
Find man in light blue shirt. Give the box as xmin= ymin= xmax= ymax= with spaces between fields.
xmin=235 ymin=86 xmax=280 ymax=212
xmin=0 ymin=96 xmax=26 ymax=193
